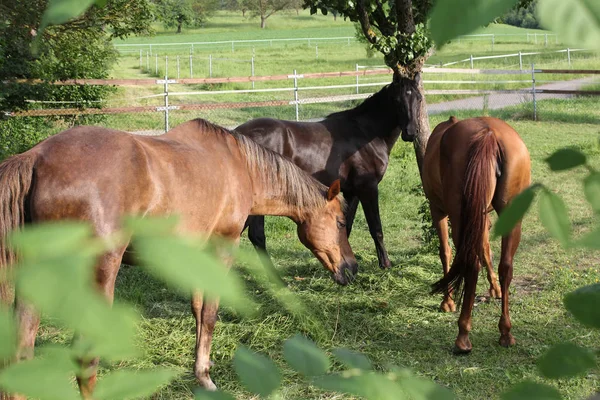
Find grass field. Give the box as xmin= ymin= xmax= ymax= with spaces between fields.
xmin=34 ymin=95 xmax=600 ymax=399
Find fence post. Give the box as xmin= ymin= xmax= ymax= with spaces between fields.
xmin=534 ymin=33 xmax=537 ymax=44
xmin=231 ymin=41 xmax=234 ymax=53
xmin=491 ymin=34 xmax=495 ymax=51
xmin=470 ymin=54 xmax=474 ymax=69
xmin=165 ymin=55 xmax=168 ymax=77
xmin=209 ymin=55 xmax=212 ymax=78
xmin=139 ymin=49 xmax=142 ymax=69
xmin=150 ymin=44 xmax=152 ymax=56
xmin=189 ymin=49 xmax=193 ymax=78
xmin=347 ymin=37 xmax=350 ymax=46
xmin=567 ymin=48 xmax=571 ymax=67
xmin=531 ymin=63 xmax=537 ymax=121
xmin=545 ymin=34 xmax=548 ymax=47
xmin=177 ymin=55 xmax=180 ymax=79
xmin=519 ymin=51 xmax=523 ymax=70
xmin=163 ymin=75 xmax=170 ymax=132
xmin=251 ymin=56 xmax=255 ymax=89
xmin=526 ymin=33 xmax=529 ymax=43
xmin=355 ymin=63 xmax=359 ymax=94
xmin=293 ymin=69 xmax=299 ymax=121
xmin=316 ymin=44 xmax=318 ymax=59
xmin=155 ymin=54 xmax=158 ymax=75
xmin=191 ymin=43 xmax=194 ymax=53
xmin=146 ymin=51 xmax=149 ymax=71
xmin=308 ymin=38 xmax=311 ymax=47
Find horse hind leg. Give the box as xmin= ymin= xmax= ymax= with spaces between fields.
xmin=497 ymin=222 xmax=521 ymax=348
xmin=76 ymin=246 xmax=127 ymax=398
xmin=430 ymin=206 xmax=455 ymax=313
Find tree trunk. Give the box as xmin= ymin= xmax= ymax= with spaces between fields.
xmin=242 ymin=9 xmax=246 ymax=17
xmin=260 ymin=16 xmax=266 ymax=28
xmin=413 ymin=78 xmax=430 ymax=179
xmin=177 ymin=22 xmax=182 ymax=33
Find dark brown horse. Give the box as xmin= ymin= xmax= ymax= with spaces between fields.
xmin=0 ymin=119 xmax=357 ymax=398
xmin=236 ymin=75 xmax=423 ymax=270
xmin=424 ymin=116 xmax=530 ymax=353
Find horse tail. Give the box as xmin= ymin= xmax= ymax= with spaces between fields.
xmin=0 ymin=152 xmax=36 ymax=304
xmin=431 ymin=128 xmax=500 ymax=298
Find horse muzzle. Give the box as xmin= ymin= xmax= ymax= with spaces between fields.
xmin=333 ymin=261 xmax=358 ymax=286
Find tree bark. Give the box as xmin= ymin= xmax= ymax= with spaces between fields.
xmin=413 ymin=78 xmax=430 ymax=179
xmin=260 ymin=16 xmax=266 ymax=28
xmin=177 ymin=21 xmax=182 ymax=33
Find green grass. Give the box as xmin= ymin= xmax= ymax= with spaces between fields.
xmin=34 ymin=96 xmax=600 ymax=399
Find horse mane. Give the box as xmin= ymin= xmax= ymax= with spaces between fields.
xmin=190 ymin=119 xmax=332 ymax=219
xmin=326 ymin=84 xmax=392 ymax=119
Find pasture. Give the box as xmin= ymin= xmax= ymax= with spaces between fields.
xmin=33 ymin=96 xmax=600 ymax=399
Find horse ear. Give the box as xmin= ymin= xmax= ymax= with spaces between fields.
xmin=414 ymin=72 xmax=422 ymax=85
xmin=327 ymin=179 xmax=341 ymax=201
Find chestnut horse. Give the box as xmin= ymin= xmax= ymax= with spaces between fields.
xmin=0 ymin=119 xmax=357 ymax=398
xmin=424 ymin=116 xmax=530 ymax=353
xmin=237 ymin=75 xmax=423 ymax=270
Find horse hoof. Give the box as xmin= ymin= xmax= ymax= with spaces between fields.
xmin=440 ymin=300 xmax=456 ymax=313
xmin=489 ymin=286 xmax=502 ymax=299
xmin=454 ymin=337 xmax=472 ymax=354
xmin=380 ymin=259 xmax=392 ymax=269
xmin=197 ymin=375 xmax=217 ymax=391
xmin=499 ymin=334 xmax=516 ymax=348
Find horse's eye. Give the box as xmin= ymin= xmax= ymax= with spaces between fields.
xmin=337 ymin=220 xmax=346 ymax=229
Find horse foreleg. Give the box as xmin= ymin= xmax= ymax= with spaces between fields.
xmin=498 ymin=222 xmax=521 ymax=348
xmin=430 ymin=206 xmax=455 ymax=312
xmin=343 ymin=194 xmax=359 ymax=238
xmin=483 ymin=221 xmax=501 ymax=299
xmin=76 ymin=247 xmax=125 ymax=399
xmin=358 ymin=187 xmax=391 ymax=269
xmin=193 ymin=293 xmax=219 ymax=391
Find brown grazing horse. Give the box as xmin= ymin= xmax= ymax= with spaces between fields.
xmin=0 ymin=119 xmax=357 ymax=398
xmin=424 ymin=116 xmax=530 ymax=353
xmin=236 ymin=75 xmax=423 ymax=270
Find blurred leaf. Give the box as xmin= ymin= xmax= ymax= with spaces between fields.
xmin=233 ymin=345 xmax=281 ymax=397
xmin=537 ymin=342 xmax=595 ymax=379
xmin=315 ymin=372 xmax=405 ymax=400
xmin=537 ymin=0 xmax=600 ymax=50
xmin=283 ymin=334 xmax=329 ymax=377
xmin=332 ymin=348 xmax=372 ymax=370
xmin=545 ymin=148 xmax=587 ymax=171
xmin=195 ymin=389 xmax=236 ymax=400
xmin=0 ymin=308 xmax=15 ymax=360
xmin=124 ymin=216 xmax=180 ymax=237
xmin=94 ymin=368 xmax=179 ymax=400
xmin=564 ymin=284 xmax=600 ymax=329
xmin=41 ymin=0 xmax=96 ymax=27
xmin=0 ymin=346 xmax=79 ymax=400
xmin=95 ymin=0 xmax=108 ymax=6
xmin=501 ymin=380 xmax=562 ymax=399
xmin=395 ymin=369 xmax=455 ymax=400
xmin=429 ymin=0 xmax=520 ymax=47
xmin=576 ymin=227 xmax=600 ymax=250
xmin=584 ymin=172 xmax=600 ymax=213
xmin=538 ymin=189 xmax=571 ymax=246
xmin=493 ymin=184 xmax=540 ymax=238
xmin=9 ymin=222 xmax=95 ymax=261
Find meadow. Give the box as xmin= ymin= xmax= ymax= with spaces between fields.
xmin=25 ymin=10 xmax=600 ymax=400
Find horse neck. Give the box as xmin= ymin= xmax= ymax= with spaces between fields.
xmin=354 ymin=108 xmax=402 ymax=152
xmin=235 ymin=134 xmax=326 ymax=222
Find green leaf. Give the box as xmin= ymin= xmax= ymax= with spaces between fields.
xmin=393 ymin=368 xmax=455 ymax=400
xmin=41 ymin=0 xmax=96 ymax=27
xmin=493 ymin=185 xmax=540 ymax=238
xmin=95 ymin=0 xmax=108 ymax=6
xmin=545 ymin=148 xmax=587 ymax=171
xmin=537 ymin=0 xmax=600 ymax=50
xmin=332 ymin=348 xmax=372 ymax=370
xmin=94 ymin=368 xmax=179 ymax=400
xmin=538 ymin=189 xmax=571 ymax=246
xmin=0 ymin=308 xmax=16 ymax=360
xmin=501 ymin=380 xmax=562 ymax=399
xmin=429 ymin=0 xmax=520 ymax=47
xmin=312 ymin=374 xmax=364 ymax=396
xmin=314 ymin=372 xmax=405 ymax=400
xmin=537 ymin=342 xmax=596 ymax=379
xmin=0 ymin=346 xmax=80 ymax=400
xmin=584 ymin=172 xmax=600 ymax=213
xmin=576 ymin=227 xmax=600 ymax=250
xmin=233 ymin=345 xmax=281 ymax=397
xmin=283 ymin=334 xmax=330 ymax=377
xmin=127 ymin=218 xmax=250 ymax=313
xmin=564 ymin=284 xmax=600 ymax=328
xmin=195 ymin=389 xmax=236 ymax=400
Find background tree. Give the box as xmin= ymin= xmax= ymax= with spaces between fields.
xmin=303 ymin=0 xmax=434 ymax=172
xmin=247 ymin=0 xmax=292 ymax=28
xmin=499 ymin=0 xmax=540 ymax=29
xmin=154 ymin=0 xmax=218 ymax=33
xmin=0 ymin=0 xmax=153 ymax=159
